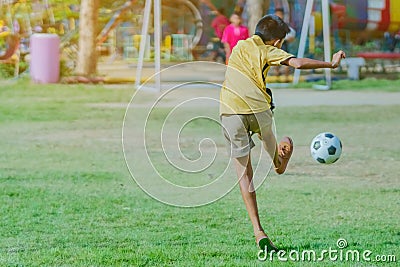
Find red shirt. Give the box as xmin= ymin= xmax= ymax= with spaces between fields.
xmin=221 ymin=24 xmax=249 ymax=52
xmin=211 ymin=15 xmax=230 ymax=39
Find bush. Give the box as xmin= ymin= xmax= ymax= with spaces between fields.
xmin=0 ymin=63 xmax=15 ymax=79
xmin=0 ymin=61 xmax=29 ymax=79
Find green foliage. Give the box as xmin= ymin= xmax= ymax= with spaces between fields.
xmin=0 ymin=61 xmax=27 ymax=78
xmin=59 ymin=59 xmax=73 ymax=77
xmin=349 ymin=41 xmax=380 ymax=57
xmin=0 ymin=63 xmax=14 ymax=78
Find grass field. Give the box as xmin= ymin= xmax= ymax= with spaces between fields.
xmin=295 ymin=77 xmax=400 ymax=92
xmin=0 ymin=79 xmax=399 ymax=266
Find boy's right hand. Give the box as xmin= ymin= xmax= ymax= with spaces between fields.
xmin=331 ymin=50 xmax=346 ymax=68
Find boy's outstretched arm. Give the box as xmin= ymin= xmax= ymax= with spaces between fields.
xmin=283 ymin=50 xmax=346 ymax=69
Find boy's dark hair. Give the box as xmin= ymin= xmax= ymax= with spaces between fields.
xmin=255 ymin=14 xmax=290 ymax=42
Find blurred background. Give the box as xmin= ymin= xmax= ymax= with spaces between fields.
xmin=0 ymin=0 xmax=399 ymax=81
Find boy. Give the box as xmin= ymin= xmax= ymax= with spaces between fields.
xmin=219 ymin=15 xmax=346 ymax=251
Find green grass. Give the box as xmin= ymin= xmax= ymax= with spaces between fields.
xmin=0 ymin=80 xmax=399 ymax=266
xmin=295 ymin=77 xmax=400 ymax=92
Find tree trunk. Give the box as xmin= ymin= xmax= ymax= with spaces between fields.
xmin=75 ymin=0 xmax=99 ymax=76
xmin=246 ymin=0 xmax=264 ymax=35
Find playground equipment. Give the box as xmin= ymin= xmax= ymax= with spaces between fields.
xmin=0 ymin=0 xmax=20 ymax=77
xmin=136 ymin=0 xmax=159 ymax=89
xmin=0 ymin=32 xmax=19 ymax=60
xmin=97 ymin=0 xmax=137 ymax=46
xmin=273 ymin=0 xmax=400 ymax=36
xmin=265 ymin=0 xmax=400 ymax=54
xmin=0 ymin=33 xmax=20 ymax=77
xmin=96 ymin=0 xmax=203 ymax=62
xmin=293 ymin=0 xmax=333 ymax=89
xmin=134 ymin=0 xmax=212 ymax=89
xmin=265 ymin=0 xmax=400 ymax=84
xmin=332 ymin=0 xmax=400 ymax=33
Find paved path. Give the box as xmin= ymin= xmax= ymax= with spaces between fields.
xmin=97 ymin=85 xmax=400 ymax=109
xmin=99 ymin=61 xmax=400 ymax=107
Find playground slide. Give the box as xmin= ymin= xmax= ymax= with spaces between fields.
xmin=338 ymin=0 xmax=368 ymax=30
xmin=378 ymin=0 xmax=390 ymax=31
xmin=366 ymin=0 xmax=390 ymax=31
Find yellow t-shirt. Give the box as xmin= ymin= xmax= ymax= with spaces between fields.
xmin=220 ymin=35 xmax=294 ymax=115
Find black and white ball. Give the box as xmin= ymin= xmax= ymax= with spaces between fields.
xmin=310 ymin=132 xmax=342 ymax=164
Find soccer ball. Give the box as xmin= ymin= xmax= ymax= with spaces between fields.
xmin=310 ymin=132 xmax=342 ymax=164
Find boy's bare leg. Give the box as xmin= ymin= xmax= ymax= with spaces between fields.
xmin=234 ymin=153 xmax=278 ymax=250
xmin=260 ymin=131 xmax=281 ymax=168
xmin=233 ymin=154 xmax=264 ymax=236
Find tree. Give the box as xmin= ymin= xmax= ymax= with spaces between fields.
xmin=75 ymin=0 xmax=99 ymax=76
xmin=246 ymin=0 xmax=264 ymax=35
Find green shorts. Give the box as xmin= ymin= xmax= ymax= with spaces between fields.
xmin=220 ymin=110 xmax=274 ymax=158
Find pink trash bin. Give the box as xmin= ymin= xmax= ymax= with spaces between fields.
xmin=30 ymin=34 xmax=60 ymax=83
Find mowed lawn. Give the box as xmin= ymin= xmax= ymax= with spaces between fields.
xmin=0 ymin=80 xmax=399 ymax=266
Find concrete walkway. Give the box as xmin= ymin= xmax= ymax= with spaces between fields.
xmin=95 ymin=85 xmax=400 ymax=110
xmin=98 ymin=61 xmax=400 ymax=108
